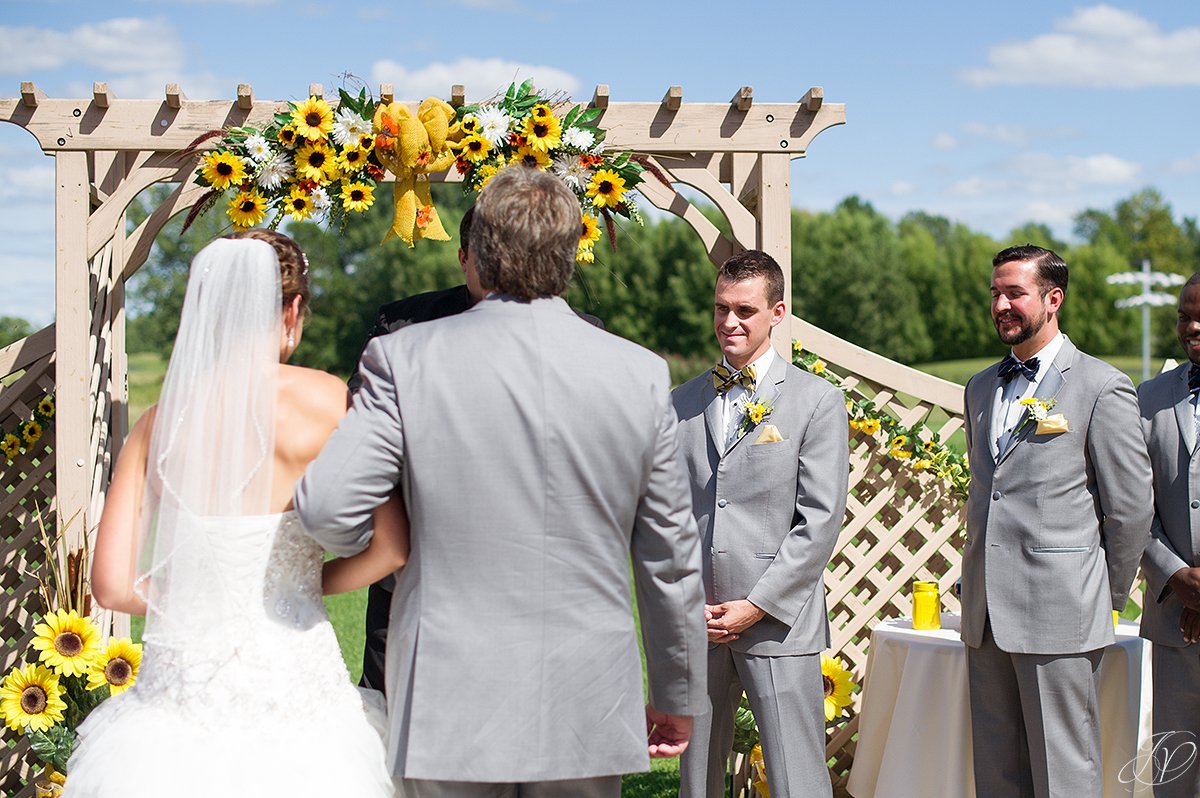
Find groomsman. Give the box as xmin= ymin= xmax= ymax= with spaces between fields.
xmin=673 ymin=250 xmax=848 ymax=798
xmin=1136 ymin=273 xmax=1200 ymax=798
xmin=961 ymin=245 xmax=1152 ymax=798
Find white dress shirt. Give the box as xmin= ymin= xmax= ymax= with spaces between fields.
xmin=721 ymin=347 xmax=776 ymax=449
xmin=990 ymin=333 xmax=1064 ymax=460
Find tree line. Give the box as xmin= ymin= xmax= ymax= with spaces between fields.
xmin=20 ymin=185 xmax=1193 ymax=380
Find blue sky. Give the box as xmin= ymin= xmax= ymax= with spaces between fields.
xmin=1 ymin=0 xmax=1198 ymax=324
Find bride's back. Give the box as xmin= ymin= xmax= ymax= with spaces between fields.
xmin=270 ymin=363 xmax=349 ymax=513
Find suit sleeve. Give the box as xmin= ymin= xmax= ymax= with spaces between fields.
xmin=747 ymin=387 xmax=849 ymax=624
xmin=630 ymin=372 xmax=707 ymax=716
xmin=347 ymin=305 xmax=392 ymax=395
xmin=295 ymin=338 xmax=406 ymax=556
xmin=1136 ymin=382 xmax=1192 ymax=602
xmin=1090 ymin=373 xmax=1154 ymax=610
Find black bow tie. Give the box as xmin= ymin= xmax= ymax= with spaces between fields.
xmin=1189 ymin=364 xmax=1200 ymax=394
xmin=998 ymin=353 xmax=1040 ymax=383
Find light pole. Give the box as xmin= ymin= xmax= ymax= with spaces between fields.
xmin=1106 ymin=259 xmax=1184 ymax=382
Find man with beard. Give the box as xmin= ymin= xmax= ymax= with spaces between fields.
xmin=960 ymin=245 xmax=1151 ymax=797
xmin=1134 ymin=274 xmax=1200 ymax=798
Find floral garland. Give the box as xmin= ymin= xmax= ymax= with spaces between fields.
xmin=791 ymin=342 xmax=970 ymax=499
xmin=189 ymin=81 xmax=651 ymax=263
xmin=2 ymin=393 xmax=54 ymax=462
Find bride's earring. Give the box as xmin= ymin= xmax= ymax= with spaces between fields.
xmin=287 ymin=331 xmax=295 ymax=348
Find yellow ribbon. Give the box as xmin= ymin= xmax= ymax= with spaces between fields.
xmin=372 ymin=97 xmax=460 ymax=246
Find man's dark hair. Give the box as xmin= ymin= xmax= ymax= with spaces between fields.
xmin=459 ymin=206 xmax=475 ymax=255
xmin=717 ymin=249 xmax=785 ymax=305
xmin=993 ymin=244 xmax=1069 ymax=296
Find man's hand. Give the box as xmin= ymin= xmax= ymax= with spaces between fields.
xmin=1168 ymin=567 xmax=1200 ymax=611
xmin=707 ymin=600 xmax=765 ymax=639
xmin=645 ymin=706 xmax=692 ymax=758
xmin=1181 ymin=606 xmax=1200 ymax=645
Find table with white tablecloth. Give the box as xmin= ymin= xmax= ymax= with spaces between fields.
xmin=846 ymin=614 xmax=1154 ymax=798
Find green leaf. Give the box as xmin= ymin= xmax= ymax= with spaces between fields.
xmin=338 ymin=88 xmax=356 ymax=111
xmin=503 ymin=82 xmax=517 ymax=104
xmin=576 ymin=107 xmax=603 ymax=125
xmin=562 ymin=104 xmax=582 ymax=129
xmin=27 ymin=725 xmax=75 ymax=773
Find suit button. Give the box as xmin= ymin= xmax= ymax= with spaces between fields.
xmin=992 ymin=491 xmax=1001 ymax=501
xmin=717 ymin=499 xmax=728 ymax=508
xmin=1191 ymin=500 xmax=1199 ymax=510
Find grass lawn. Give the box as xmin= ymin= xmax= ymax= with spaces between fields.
xmin=912 ymin=354 xmax=1173 ymax=387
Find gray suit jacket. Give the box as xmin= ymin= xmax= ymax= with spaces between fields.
xmin=1137 ymin=362 xmax=1200 ymax=649
xmin=671 ymin=355 xmax=849 ymax=656
xmin=961 ymin=336 xmax=1152 ymax=654
xmin=295 ymin=294 xmax=707 ymax=782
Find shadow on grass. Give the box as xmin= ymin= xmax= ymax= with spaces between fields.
xmin=621 ymin=768 xmax=681 ymax=798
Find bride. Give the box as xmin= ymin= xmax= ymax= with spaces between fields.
xmin=65 ymin=231 xmax=408 ymax=796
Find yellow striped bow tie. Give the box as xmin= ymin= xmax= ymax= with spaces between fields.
xmin=712 ymin=363 xmax=756 ymax=394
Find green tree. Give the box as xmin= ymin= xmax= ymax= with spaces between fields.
xmin=0 ymin=315 xmax=33 ymax=348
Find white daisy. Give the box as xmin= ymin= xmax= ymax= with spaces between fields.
xmin=310 ymin=185 xmax=332 ymax=215
xmin=476 ymin=106 xmax=512 ymax=147
xmin=561 ymin=127 xmax=596 ymax=151
xmin=255 ymin=154 xmax=294 ymax=191
xmin=332 ymin=108 xmax=372 ymax=148
xmin=552 ymin=154 xmax=592 ymax=190
xmin=243 ymin=134 xmax=272 ymax=163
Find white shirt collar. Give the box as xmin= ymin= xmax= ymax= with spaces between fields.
xmin=1012 ymin=332 xmax=1064 ymax=385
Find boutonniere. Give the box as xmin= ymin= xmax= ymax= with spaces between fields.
xmin=738 ymin=399 xmax=775 ymax=437
xmin=1017 ymin=397 xmax=1069 ymax=435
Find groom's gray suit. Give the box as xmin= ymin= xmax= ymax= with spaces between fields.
xmin=673 ymin=354 xmax=848 ymax=798
xmin=295 ymin=294 xmax=707 ymax=788
xmin=1137 ymin=362 xmax=1200 ymax=798
xmin=962 ymin=335 xmax=1152 ymax=797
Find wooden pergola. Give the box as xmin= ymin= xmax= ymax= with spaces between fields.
xmin=0 ymin=80 xmax=974 ymax=793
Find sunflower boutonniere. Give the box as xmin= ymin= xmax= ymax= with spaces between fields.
xmin=1017 ymin=397 xmax=1067 ymax=435
xmin=739 ymin=399 xmax=775 ymax=437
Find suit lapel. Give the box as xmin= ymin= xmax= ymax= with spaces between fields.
xmin=1172 ymin=365 xmax=1197 ymax=454
xmin=702 ymin=380 xmax=724 ymax=456
xmin=724 ymin=354 xmax=787 ymax=457
xmin=996 ymin=337 xmax=1075 ymax=466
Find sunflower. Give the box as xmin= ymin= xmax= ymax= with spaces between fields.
xmin=277 ymin=125 xmax=299 ymax=149
xmin=1 ymin=433 xmax=19 ymax=460
xmin=341 ymin=181 xmax=375 ymax=213
xmin=460 ymin=134 xmax=491 ymax=164
xmin=459 ymin=114 xmax=480 ymax=135
xmin=861 ymin=417 xmax=881 ymax=436
xmin=291 ymin=96 xmax=334 ymax=141
xmin=579 ymin=213 xmax=602 ymax=249
xmin=31 ymin=609 xmax=101 ymax=677
xmin=199 ymin=151 xmax=247 ymax=191
xmin=530 ymin=103 xmax=553 ymax=121
xmin=811 ymin=359 xmax=826 ymax=375
xmin=21 ymin=420 xmax=42 ymax=445
xmin=512 ymin=146 xmax=550 ymax=170
xmin=337 ymin=146 xmax=369 ymax=173
xmin=475 ymin=163 xmax=500 ymax=190
xmin=283 ymin=187 xmax=314 ymax=221
xmin=585 ymin=169 xmax=626 ymax=209
xmin=521 ymin=111 xmax=562 ymax=153
xmin=37 ymin=395 xmax=54 ymax=418
xmin=821 ymin=655 xmax=855 ymax=722
xmin=355 ymin=133 xmax=375 ymax=152
xmin=227 ymin=189 xmax=268 ymax=229
xmin=294 ymin=141 xmax=338 ymax=183
xmin=575 ymin=246 xmax=595 ymax=264
xmin=86 ymin=637 xmax=142 ymax=695
xmin=0 ymin=664 xmax=66 ymax=733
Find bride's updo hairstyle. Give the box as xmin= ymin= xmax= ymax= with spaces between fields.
xmin=225 ymin=229 xmax=311 ymax=313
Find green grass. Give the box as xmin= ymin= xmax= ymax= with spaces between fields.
xmin=913 ymin=354 xmax=1172 ymax=387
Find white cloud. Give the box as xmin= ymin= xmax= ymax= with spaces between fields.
xmin=1166 ymin=153 xmax=1200 ymax=175
xmin=0 ymin=18 xmax=183 ymax=75
xmin=961 ymin=122 xmax=1080 ymax=147
xmin=370 ymin=57 xmax=581 ymax=102
xmin=948 ymin=176 xmax=997 ymax=198
xmin=961 ymin=4 xmax=1200 ymax=87
xmin=932 ymin=133 xmax=957 ymax=151
xmin=1018 ymin=200 xmax=1077 ymax=231
xmin=0 ymin=165 xmax=55 ymax=202
xmin=64 ymin=72 xmax=227 ymax=101
xmin=1009 ymin=152 xmax=1141 ymax=192
xmin=889 ymin=181 xmax=915 ymax=196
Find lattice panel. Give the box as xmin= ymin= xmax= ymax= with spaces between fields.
xmin=1 ymin=350 xmax=56 ymax=797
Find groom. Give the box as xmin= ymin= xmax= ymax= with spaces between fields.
xmin=296 ymin=166 xmax=707 ymax=797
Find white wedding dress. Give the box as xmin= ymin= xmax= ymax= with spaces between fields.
xmin=66 ymin=510 xmax=395 ymax=797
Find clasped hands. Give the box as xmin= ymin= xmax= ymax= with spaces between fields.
xmin=706 ymin=599 xmax=765 ymax=644
xmin=1169 ymin=567 xmax=1200 ymax=644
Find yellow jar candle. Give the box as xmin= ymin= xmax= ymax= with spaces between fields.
xmin=912 ymin=581 xmax=941 ymax=630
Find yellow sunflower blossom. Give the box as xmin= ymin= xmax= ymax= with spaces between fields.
xmin=21 ymin=420 xmax=42 ymax=445
xmin=914 ymin=458 xmax=933 ymax=470
xmin=861 ymin=417 xmax=881 ymax=436
xmin=199 ymin=151 xmax=247 ymax=191
xmin=848 ymin=419 xmax=862 ymax=431
xmin=0 ymin=664 xmax=66 ymax=733
xmin=459 ymin=114 xmax=480 ymax=135
xmin=291 ymin=96 xmax=335 ymax=141
xmin=530 ymin=103 xmax=554 ymax=121
xmin=337 ymin=146 xmax=369 ymax=174
xmin=476 ymin=163 xmax=501 ymax=190
xmin=31 ymin=609 xmax=100 ymax=678
xmin=575 ymin=246 xmax=595 ymax=264
xmin=890 ymin=435 xmax=907 ymax=449
xmin=586 ymin=169 xmax=626 ymax=209
xmin=792 ymin=340 xmax=804 ymax=356
xmin=521 ymin=111 xmax=562 ymax=153
xmin=37 ymin=395 xmax=54 ymax=418
xmin=227 ymin=189 xmax=268 ymax=229
xmin=341 ymin=181 xmax=375 ymax=213
xmin=923 ymin=440 xmax=936 ymax=452
xmin=294 ymin=141 xmax=338 ymax=183
xmin=86 ymin=637 xmax=142 ymax=695
xmin=355 ymin=133 xmax=375 ymax=152
xmin=512 ymin=146 xmax=551 ymax=170
xmin=277 ymin=125 xmax=299 ymax=149
xmin=579 ymin=213 xmax=602 ymax=249
xmin=284 ymin=187 xmax=314 ymax=221
xmin=891 ymin=448 xmax=913 ymax=460
xmin=460 ymin=134 xmax=491 ymax=164
xmin=1 ymin=433 xmax=19 ymax=459
xmin=822 ymin=654 xmax=855 ymax=722
xmin=811 ymin=359 xmax=827 ymax=375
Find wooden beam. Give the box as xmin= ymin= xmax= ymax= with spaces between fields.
xmin=20 ymin=81 xmax=44 ymax=108
xmin=450 ymin=85 xmax=465 ymax=107
xmin=380 ymin=83 xmax=394 ymax=104
xmin=591 ymin=85 xmax=609 ymax=109
xmin=732 ymin=86 xmax=753 ymax=112
xmin=662 ymin=86 xmax=682 ymax=112
xmin=237 ymin=83 xmax=253 ymax=110
xmin=309 ymin=83 xmax=323 ymax=99
xmin=801 ymin=87 xmax=823 ymax=112
xmin=165 ymin=83 xmax=183 ymax=109
xmin=92 ymin=82 xmax=112 ymax=109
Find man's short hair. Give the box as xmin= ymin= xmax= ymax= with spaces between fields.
xmin=459 ymin=205 xmax=475 ymax=255
xmin=717 ymin=249 xmax=785 ymax=305
xmin=993 ymin=244 xmax=1069 ymax=296
xmin=471 ymin=167 xmax=579 ymax=300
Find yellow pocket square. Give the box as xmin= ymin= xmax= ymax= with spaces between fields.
xmin=1035 ymin=414 xmax=1069 ymax=435
xmin=753 ymin=424 xmax=784 ymax=444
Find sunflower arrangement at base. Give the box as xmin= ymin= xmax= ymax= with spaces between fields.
xmin=2 ymin=393 xmax=55 ymax=463
xmin=188 ymin=88 xmax=383 ymax=233
xmin=449 ymin=80 xmax=655 ymax=263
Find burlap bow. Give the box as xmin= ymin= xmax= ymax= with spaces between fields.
xmin=372 ymin=98 xmax=460 ymax=246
